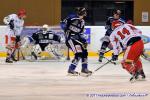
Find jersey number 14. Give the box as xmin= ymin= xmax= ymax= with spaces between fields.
xmin=117 ymin=28 xmax=130 ymax=40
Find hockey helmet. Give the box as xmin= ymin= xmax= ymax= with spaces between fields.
xmin=42 ymin=24 xmax=49 ymax=31
xmin=76 ymin=7 xmax=87 ymax=16
xmin=113 ymin=9 xmax=121 ymax=16
xmin=18 ymin=9 xmax=26 ymax=17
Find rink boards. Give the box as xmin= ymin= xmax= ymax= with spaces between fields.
xmin=0 ymin=26 xmax=150 ymax=57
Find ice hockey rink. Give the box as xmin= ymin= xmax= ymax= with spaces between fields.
xmin=0 ymin=57 xmax=149 ymax=100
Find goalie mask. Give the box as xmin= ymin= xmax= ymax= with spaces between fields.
xmin=42 ymin=24 xmax=49 ymax=33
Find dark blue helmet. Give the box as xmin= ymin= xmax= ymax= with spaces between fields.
xmin=76 ymin=7 xmax=87 ymax=16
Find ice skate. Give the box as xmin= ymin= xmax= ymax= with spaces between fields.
xmin=5 ymin=58 xmax=13 ymax=63
xmin=11 ymin=55 xmax=18 ymax=62
xmin=98 ymin=55 xmax=103 ymax=62
xmin=68 ymin=70 xmax=79 ymax=76
xmin=130 ymin=72 xmax=139 ymax=83
xmin=80 ymin=69 xmax=92 ymax=77
xmin=140 ymin=69 xmax=146 ymax=80
xmin=137 ymin=70 xmax=146 ymax=81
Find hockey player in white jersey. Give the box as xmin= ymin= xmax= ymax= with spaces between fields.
xmin=3 ymin=9 xmax=26 ymax=63
xmin=110 ymin=20 xmax=145 ymax=81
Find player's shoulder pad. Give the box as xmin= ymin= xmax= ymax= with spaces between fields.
xmin=107 ymin=16 xmax=114 ymax=20
xmin=47 ymin=30 xmax=54 ymax=34
xmin=67 ymin=13 xmax=80 ymax=21
xmin=118 ymin=18 xmax=126 ymax=24
xmin=35 ymin=29 xmax=43 ymax=34
xmin=8 ymin=14 xmax=18 ymax=19
xmin=9 ymin=14 xmax=17 ymax=17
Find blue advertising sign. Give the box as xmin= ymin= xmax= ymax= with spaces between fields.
xmin=84 ymin=28 xmax=91 ymax=44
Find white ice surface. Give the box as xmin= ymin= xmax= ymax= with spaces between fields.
xmin=0 ymin=57 xmax=150 ymax=100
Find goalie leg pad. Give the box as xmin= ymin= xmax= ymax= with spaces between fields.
xmin=32 ymin=44 xmax=42 ymax=55
xmin=45 ymin=44 xmax=53 ymax=53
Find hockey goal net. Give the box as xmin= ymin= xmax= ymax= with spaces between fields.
xmin=15 ymin=26 xmax=70 ymax=61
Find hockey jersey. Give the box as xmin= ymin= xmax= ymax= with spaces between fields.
xmin=3 ymin=14 xmax=24 ymax=36
xmin=110 ymin=24 xmax=141 ymax=55
xmin=61 ymin=14 xmax=85 ymax=40
xmin=105 ymin=17 xmax=125 ymax=36
xmin=32 ymin=30 xmax=60 ymax=44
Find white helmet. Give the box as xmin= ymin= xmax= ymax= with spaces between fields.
xmin=42 ymin=24 xmax=49 ymax=30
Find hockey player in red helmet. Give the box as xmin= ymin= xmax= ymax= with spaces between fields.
xmin=3 ymin=9 xmax=26 ymax=63
xmin=110 ymin=20 xmax=145 ymax=82
xmin=18 ymin=9 xmax=26 ymax=19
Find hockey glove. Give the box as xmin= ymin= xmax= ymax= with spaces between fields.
xmin=60 ymin=21 xmax=67 ymax=30
xmin=9 ymin=20 xmax=14 ymax=30
xmin=112 ymin=54 xmax=118 ymax=61
xmin=16 ymin=35 xmax=21 ymax=43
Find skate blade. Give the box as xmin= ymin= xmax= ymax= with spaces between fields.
xmin=79 ymin=72 xmax=92 ymax=77
xmin=67 ymin=73 xmax=79 ymax=76
xmin=130 ymin=78 xmax=137 ymax=83
xmin=136 ymin=78 xmax=146 ymax=81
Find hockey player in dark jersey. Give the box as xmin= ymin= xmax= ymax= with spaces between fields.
xmin=98 ymin=9 xmax=125 ymax=62
xmin=22 ymin=24 xmax=61 ymax=60
xmin=60 ymin=7 xmax=92 ymax=76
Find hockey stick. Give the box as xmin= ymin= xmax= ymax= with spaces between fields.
xmin=103 ymin=56 xmax=116 ymax=65
xmin=19 ymin=48 xmax=26 ymax=60
xmin=141 ymin=52 xmax=150 ymax=61
xmin=98 ymin=49 xmax=112 ymax=54
xmin=71 ymin=38 xmax=117 ymax=65
xmin=84 ymin=59 xmax=113 ymax=77
xmin=87 ymin=51 xmax=124 ymax=77
xmin=98 ymin=49 xmax=116 ymax=65
xmin=70 ymin=37 xmax=87 ymax=49
xmin=94 ymin=59 xmax=112 ymax=72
